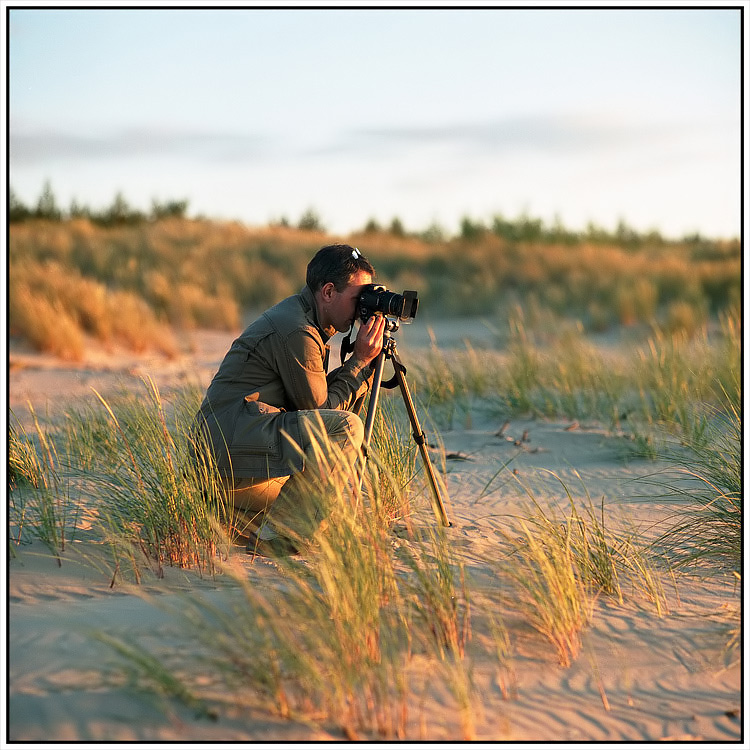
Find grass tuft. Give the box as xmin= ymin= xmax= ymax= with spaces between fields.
xmin=651 ymin=389 xmax=741 ymax=574
xmin=61 ymin=378 xmax=232 ymax=581
xmin=8 ymin=407 xmax=76 ymax=562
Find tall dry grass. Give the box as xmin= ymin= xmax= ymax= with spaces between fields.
xmin=80 ymin=380 xmax=233 ymax=581
xmin=366 ymin=394 xmax=419 ymax=525
xmin=9 ymin=259 xmax=177 ymax=359
xmin=9 ymin=217 xmax=740 ymax=359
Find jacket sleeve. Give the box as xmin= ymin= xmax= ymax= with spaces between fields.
xmin=279 ymin=328 xmax=372 ymax=411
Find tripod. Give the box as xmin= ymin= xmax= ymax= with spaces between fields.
xmin=354 ymin=319 xmax=451 ymax=527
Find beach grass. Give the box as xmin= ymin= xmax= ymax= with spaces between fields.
xmin=503 ymin=514 xmax=594 ymax=668
xmin=650 ymin=382 xmax=741 ymax=575
xmin=501 ymin=500 xmax=669 ymax=667
xmin=45 ymin=378 xmax=233 ymax=582
xmin=538 ymin=471 xmax=669 ymax=614
xmin=75 ymin=407 xmax=689 ymax=737
xmin=485 ymin=464 xmax=672 ymax=667
xmin=406 ymin=305 xmax=740 ymax=447
xmin=366 ymin=393 xmax=419 ymax=525
xmin=84 ymin=429 xmax=479 ymax=739
xmin=8 ymin=407 xmax=75 ymax=563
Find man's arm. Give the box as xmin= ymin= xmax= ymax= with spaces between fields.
xmin=278 ymin=329 xmax=372 ymax=411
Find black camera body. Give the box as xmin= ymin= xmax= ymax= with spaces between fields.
xmin=358 ymin=284 xmax=418 ymax=323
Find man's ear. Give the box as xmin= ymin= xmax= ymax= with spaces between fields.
xmin=320 ymin=281 xmax=336 ymax=301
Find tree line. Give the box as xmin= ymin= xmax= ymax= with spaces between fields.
xmin=9 ymin=181 xmax=189 ymax=226
xmin=9 ymin=180 xmax=723 ymax=248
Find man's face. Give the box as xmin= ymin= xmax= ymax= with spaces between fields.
xmin=321 ymin=270 xmax=373 ymax=333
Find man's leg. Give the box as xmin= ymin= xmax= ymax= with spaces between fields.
xmin=265 ymin=409 xmax=364 ymax=543
xmin=221 ymin=475 xmax=288 ymax=538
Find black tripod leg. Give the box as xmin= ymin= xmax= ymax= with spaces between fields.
xmin=356 ymin=349 xmax=386 ymax=495
xmin=393 ymin=363 xmax=452 ymax=527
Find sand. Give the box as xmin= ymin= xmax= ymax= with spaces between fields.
xmin=5 ymin=323 xmax=744 ymax=745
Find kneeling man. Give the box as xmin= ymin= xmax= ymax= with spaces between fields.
xmin=194 ymin=244 xmax=385 ymax=555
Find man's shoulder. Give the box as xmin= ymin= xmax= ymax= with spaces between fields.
xmin=264 ymin=292 xmax=318 ymax=339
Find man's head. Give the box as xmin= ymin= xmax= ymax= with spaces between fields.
xmin=307 ymin=244 xmax=375 ymax=333
xmin=306 ymin=244 xmax=375 ymax=293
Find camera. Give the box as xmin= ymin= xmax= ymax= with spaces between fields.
xmin=358 ymin=284 xmax=419 ymax=323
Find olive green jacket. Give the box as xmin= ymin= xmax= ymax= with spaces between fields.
xmin=195 ymin=286 xmax=372 ymax=478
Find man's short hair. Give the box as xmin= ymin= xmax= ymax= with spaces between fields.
xmin=306 ymin=244 xmax=375 ymax=292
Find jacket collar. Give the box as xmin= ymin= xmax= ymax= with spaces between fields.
xmin=299 ymin=285 xmax=336 ymax=341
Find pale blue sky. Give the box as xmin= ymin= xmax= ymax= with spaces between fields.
xmin=7 ymin=4 xmax=745 ymax=238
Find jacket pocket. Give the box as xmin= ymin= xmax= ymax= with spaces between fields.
xmin=230 ymin=404 xmax=304 ymax=475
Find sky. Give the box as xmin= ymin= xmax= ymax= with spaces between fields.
xmin=4 ymin=2 xmax=746 ymax=239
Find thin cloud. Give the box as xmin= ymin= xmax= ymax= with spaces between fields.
xmin=9 ymin=126 xmax=273 ymax=165
xmin=310 ymin=115 xmax=674 ymax=160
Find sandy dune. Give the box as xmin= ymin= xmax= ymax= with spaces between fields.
xmin=6 ymin=326 xmax=743 ymax=744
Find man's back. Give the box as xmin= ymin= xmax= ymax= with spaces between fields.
xmin=202 ymin=287 xmax=328 ymax=414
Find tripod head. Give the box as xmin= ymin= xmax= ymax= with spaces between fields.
xmin=339 ymin=315 xmax=401 ymax=365
xmin=383 ymin=316 xmax=401 ymax=334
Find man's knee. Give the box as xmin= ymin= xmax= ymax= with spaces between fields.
xmin=301 ymin=409 xmax=364 ymax=453
xmin=337 ymin=410 xmax=364 ymax=451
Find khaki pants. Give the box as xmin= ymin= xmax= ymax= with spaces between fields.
xmin=223 ymin=409 xmax=364 ymax=542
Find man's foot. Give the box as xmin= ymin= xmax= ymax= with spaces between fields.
xmin=245 ymin=528 xmax=299 ymax=557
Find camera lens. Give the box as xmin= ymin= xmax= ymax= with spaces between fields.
xmin=358 ymin=284 xmax=418 ymax=322
xmin=382 ymin=291 xmax=404 ymax=317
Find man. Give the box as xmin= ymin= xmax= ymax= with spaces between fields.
xmin=194 ymin=244 xmax=386 ymax=555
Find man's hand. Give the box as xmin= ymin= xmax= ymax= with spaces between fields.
xmin=353 ymin=314 xmax=386 ymax=366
